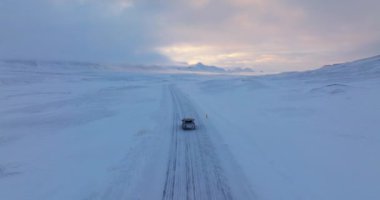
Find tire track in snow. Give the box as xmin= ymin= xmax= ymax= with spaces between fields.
xmin=162 ymin=85 xmax=233 ymax=200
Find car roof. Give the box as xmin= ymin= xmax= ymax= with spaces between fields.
xmin=182 ymin=118 xmax=194 ymax=122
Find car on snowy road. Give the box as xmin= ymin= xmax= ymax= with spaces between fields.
xmin=181 ymin=118 xmax=196 ymax=130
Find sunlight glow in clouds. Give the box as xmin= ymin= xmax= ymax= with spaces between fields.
xmin=159 ymin=44 xmax=290 ymax=71
xmin=0 ymin=0 xmax=379 ymax=72
xmin=158 ymin=45 xmax=245 ymax=65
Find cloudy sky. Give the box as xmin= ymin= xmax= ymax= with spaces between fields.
xmin=0 ymin=0 xmax=379 ymax=72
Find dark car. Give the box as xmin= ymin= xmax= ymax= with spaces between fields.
xmin=181 ymin=118 xmax=196 ymax=130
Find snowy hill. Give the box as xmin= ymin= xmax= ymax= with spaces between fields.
xmin=1 ymin=55 xmax=380 ymax=200
xmin=278 ymin=55 xmax=380 ymax=82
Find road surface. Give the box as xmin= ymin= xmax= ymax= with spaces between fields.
xmin=162 ymin=85 xmax=240 ymax=200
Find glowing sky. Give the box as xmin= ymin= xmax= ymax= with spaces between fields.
xmin=1 ymin=0 xmax=379 ymax=72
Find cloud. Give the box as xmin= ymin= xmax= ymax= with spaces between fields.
xmin=152 ymin=0 xmax=380 ymax=71
xmin=0 ymin=0 xmax=169 ymax=64
xmin=0 ymin=0 xmax=379 ymax=71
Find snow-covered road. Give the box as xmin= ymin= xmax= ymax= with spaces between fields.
xmin=162 ymin=85 xmax=234 ymax=200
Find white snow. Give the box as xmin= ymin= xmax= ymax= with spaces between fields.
xmin=1 ymin=56 xmax=380 ymax=200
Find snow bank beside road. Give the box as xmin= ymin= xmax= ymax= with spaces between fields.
xmin=0 ymin=66 xmax=172 ymax=200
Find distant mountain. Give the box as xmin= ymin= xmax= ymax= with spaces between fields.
xmin=184 ymin=62 xmax=226 ymax=73
xmin=227 ymin=67 xmax=255 ymax=73
xmin=176 ymin=63 xmax=257 ymax=74
xmin=0 ymin=59 xmax=106 ymax=72
xmin=0 ymin=59 xmax=256 ymax=74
